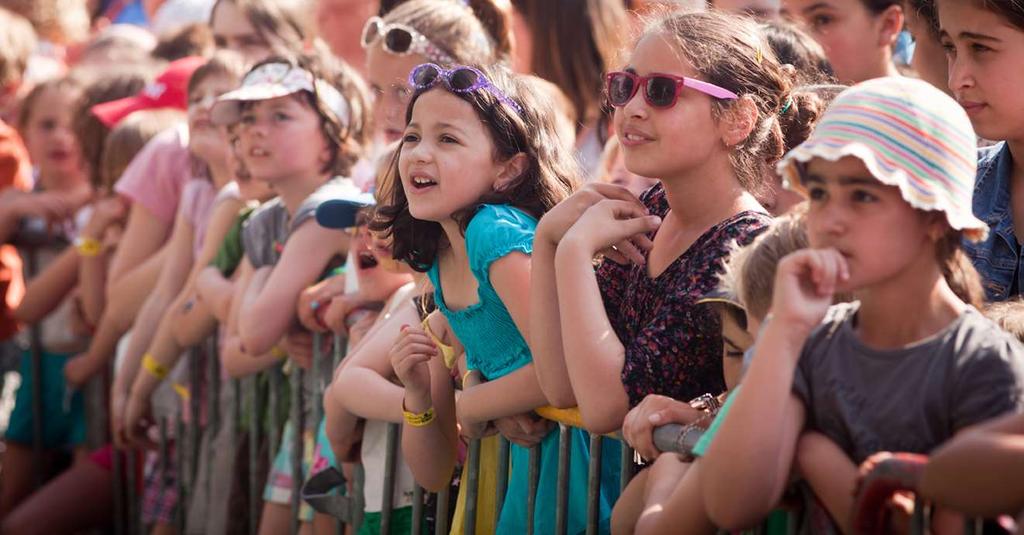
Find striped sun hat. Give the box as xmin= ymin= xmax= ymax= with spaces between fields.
xmin=777 ymin=76 xmax=988 ymax=242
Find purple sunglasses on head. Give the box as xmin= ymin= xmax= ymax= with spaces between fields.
xmin=408 ymin=63 xmax=523 ymax=115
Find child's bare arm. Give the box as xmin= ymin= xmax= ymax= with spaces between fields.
xmin=796 ymin=431 xmax=859 ymax=534
xmin=106 ymin=202 xmax=172 ymax=291
xmin=635 ymin=457 xmax=717 ymax=535
xmin=920 ymin=423 xmax=1024 ymax=516
xmin=238 ymin=221 xmax=349 ymax=355
xmin=14 ymin=247 xmax=78 ymax=323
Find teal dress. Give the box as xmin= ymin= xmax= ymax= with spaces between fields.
xmin=428 ymin=205 xmax=621 ymax=534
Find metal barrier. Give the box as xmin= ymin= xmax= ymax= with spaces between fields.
xmin=3 ymin=238 xmax=996 ymax=535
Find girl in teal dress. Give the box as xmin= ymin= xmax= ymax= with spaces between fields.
xmin=375 ymin=63 xmax=621 ymax=534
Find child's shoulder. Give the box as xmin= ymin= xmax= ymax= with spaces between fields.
xmin=465 ymin=205 xmax=537 ymax=271
xmin=466 ymin=204 xmax=537 ymax=241
xmin=951 ymin=307 xmax=1024 ymax=367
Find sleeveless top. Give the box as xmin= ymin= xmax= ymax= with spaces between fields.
xmin=426 ymin=204 xmax=535 ymax=380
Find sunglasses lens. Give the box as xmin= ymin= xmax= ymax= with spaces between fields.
xmin=384 ymin=28 xmax=413 ymax=53
xmin=607 ymin=73 xmax=635 ymax=107
xmin=411 ymin=64 xmax=440 ymax=88
xmin=361 ymin=20 xmax=380 ymax=47
xmin=645 ymin=77 xmax=678 ymax=108
xmin=449 ymin=68 xmax=480 ymax=91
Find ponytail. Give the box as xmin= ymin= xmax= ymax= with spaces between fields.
xmin=936 ymin=231 xmax=986 ymax=310
xmin=467 ymin=0 xmax=513 ymax=62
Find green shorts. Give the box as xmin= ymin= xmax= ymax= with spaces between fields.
xmin=357 ymin=506 xmax=420 ymax=535
xmin=6 ymin=349 xmax=85 ymax=448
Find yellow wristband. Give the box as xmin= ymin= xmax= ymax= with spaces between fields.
xmin=75 ymin=237 xmax=102 ymax=257
xmin=402 ymin=399 xmax=435 ymax=427
xmin=271 ymin=346 xmax=287 ymax=359
xmin=462 ymin=369 xmax=473 ymax=387
xmin=142 ymin=353 xmax=169 ymax=380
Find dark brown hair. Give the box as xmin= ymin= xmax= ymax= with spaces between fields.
xmin=371 ymin=65 xmax=579 ymax=271
xmin=760 ymin=20 xmax=835 ymax=85
xmin=903 ymin=0 xmax=940 ymax=37
xmin=862 ymin=0 xmax=902 ymax=13
xmin=513 ymin=0 xmax=629 ymax=137
xmin=936 ymin=230 xmax=986 ymax=310
xmin=965 ymin=0 xmax=1024 ymax=30
xmin=71 ymin=70 xmax=150 ymax=188
xmin=152 ymin=23 xmax=215 ymax=61
xmin=188 ymin=51 xmax=246 ymax=95
xmin=643 ymin=10 xmax=793 ymax=197
xmin=241 ymin=52 xmax=371 ymax=178
xmin=380 ymin=0 xmax=513 ymax=65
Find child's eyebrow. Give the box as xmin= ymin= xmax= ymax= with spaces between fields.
xmin=801 ymin=2 xmax=833 ymax=16
xmin=958 ymin=31 xmax=1001 ymax=42
xmin=436 ymin=122 xmax=467 ymax=135
xmin=838 ymin=176 xmax=882 ymax=187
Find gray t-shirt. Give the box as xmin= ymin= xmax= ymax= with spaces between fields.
xmin=241 ymin=177 xmax=361 ymax=269
xmin=793 ymin=302 xmax=1024 ymax=464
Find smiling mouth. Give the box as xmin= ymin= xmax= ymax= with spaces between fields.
xmin=250 ymin=147 xmax=269 ymax=157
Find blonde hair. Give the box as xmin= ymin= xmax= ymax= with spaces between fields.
xmin=984 ymin=299 xmax=1024 ymax=344
xmin=722 ymin=209 xmax=809 ymax=322
xmin=0 ymin=7 xmax=35 ymax=90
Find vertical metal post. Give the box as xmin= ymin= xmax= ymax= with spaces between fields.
xmin=910 ymin=496 xmax=927 ymax=535
xmin=411 ymin=485 xmax=424 ymax=535
xmin=352 ymin=461 xmax=366 ymax=531
xmin=620 ymin=442 xmax=636 ymax=493
xmin=434 ymin=484 xmax=450 ymax=535
xmin=248 ymin=376 xmax=261 ymax=535
xmin=176 ymin=414 xmax=187 ymax=534
xmin=290 ymin=367 xmax=305 ymax=535
xmin=268 ymin=366 xmax=282 ymax=462
xmin=188 ymin=349 xmax=202 ymax=493
xmin=381 ymin=423 xmax=401 ymax=535
xmin=555 ymin=424 xmax=570 ymax=535
xmin=124 ymin=448 xmax=139 ymax=535
xmin=311 ymin=334 xmax=323 ymax=437
xmin=496 ymin=437 xmax=509 ymax=521
xmin=112 ymin=446 xmax=125 ymax=535
xmin=526 ymin=445 xmax=540 ymax=535
xmin=25 ymin=247 xmax=44 ymax=488
xmin=964 ymin=517 xmax=982 ymax=535
xmin=332 ymin=335 xmax=345 ymax=535
xmin=463 ymin=438 xmax=482 ymax=535
xmin=586 ymin=433 xmax=603 ymax=535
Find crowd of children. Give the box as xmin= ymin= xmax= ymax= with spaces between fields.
xmin=1 ymin=0 xmax=1024 ymax=534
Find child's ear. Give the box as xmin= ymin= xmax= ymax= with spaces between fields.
xmin=494 ymin=152 xmax=529 ymax=192
xmin=719 ymin=95 xmax=758 ymax=148
xmin=876 ymin=4 xmax=904 ymax=48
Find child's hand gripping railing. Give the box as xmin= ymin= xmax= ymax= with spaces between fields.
xmin=853 ymin=453 xmax=998 ymax=535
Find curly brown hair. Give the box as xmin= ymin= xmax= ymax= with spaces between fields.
xmin=371 ymin=66 xmax=579 ymax=272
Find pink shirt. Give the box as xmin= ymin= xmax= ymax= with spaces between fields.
xmin=114 ymin=123 xmax=191 ymax=224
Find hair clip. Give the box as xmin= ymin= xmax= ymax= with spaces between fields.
xmin=755 ymin=46 xmax=764 ymax=65
xmin=780 ymin=97 xmax=793 ymax=115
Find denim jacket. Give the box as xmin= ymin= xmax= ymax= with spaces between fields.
xmin=964 ymin=142 xmax=1022 ymax=301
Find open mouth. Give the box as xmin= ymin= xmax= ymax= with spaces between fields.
xmin=410 ymin=176 xmax=437 ymax=190
xmin=357 ymin=251 xmax=379 ymax=270
xmin=250 ymin=147 xmax=269 ymax=157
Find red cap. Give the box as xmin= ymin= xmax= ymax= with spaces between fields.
xmin=91 ymin=56 xmax=206 ymax=128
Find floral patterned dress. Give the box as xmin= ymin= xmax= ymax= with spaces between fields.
xmin=597 ymin=183 xmax=771 ymax=407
